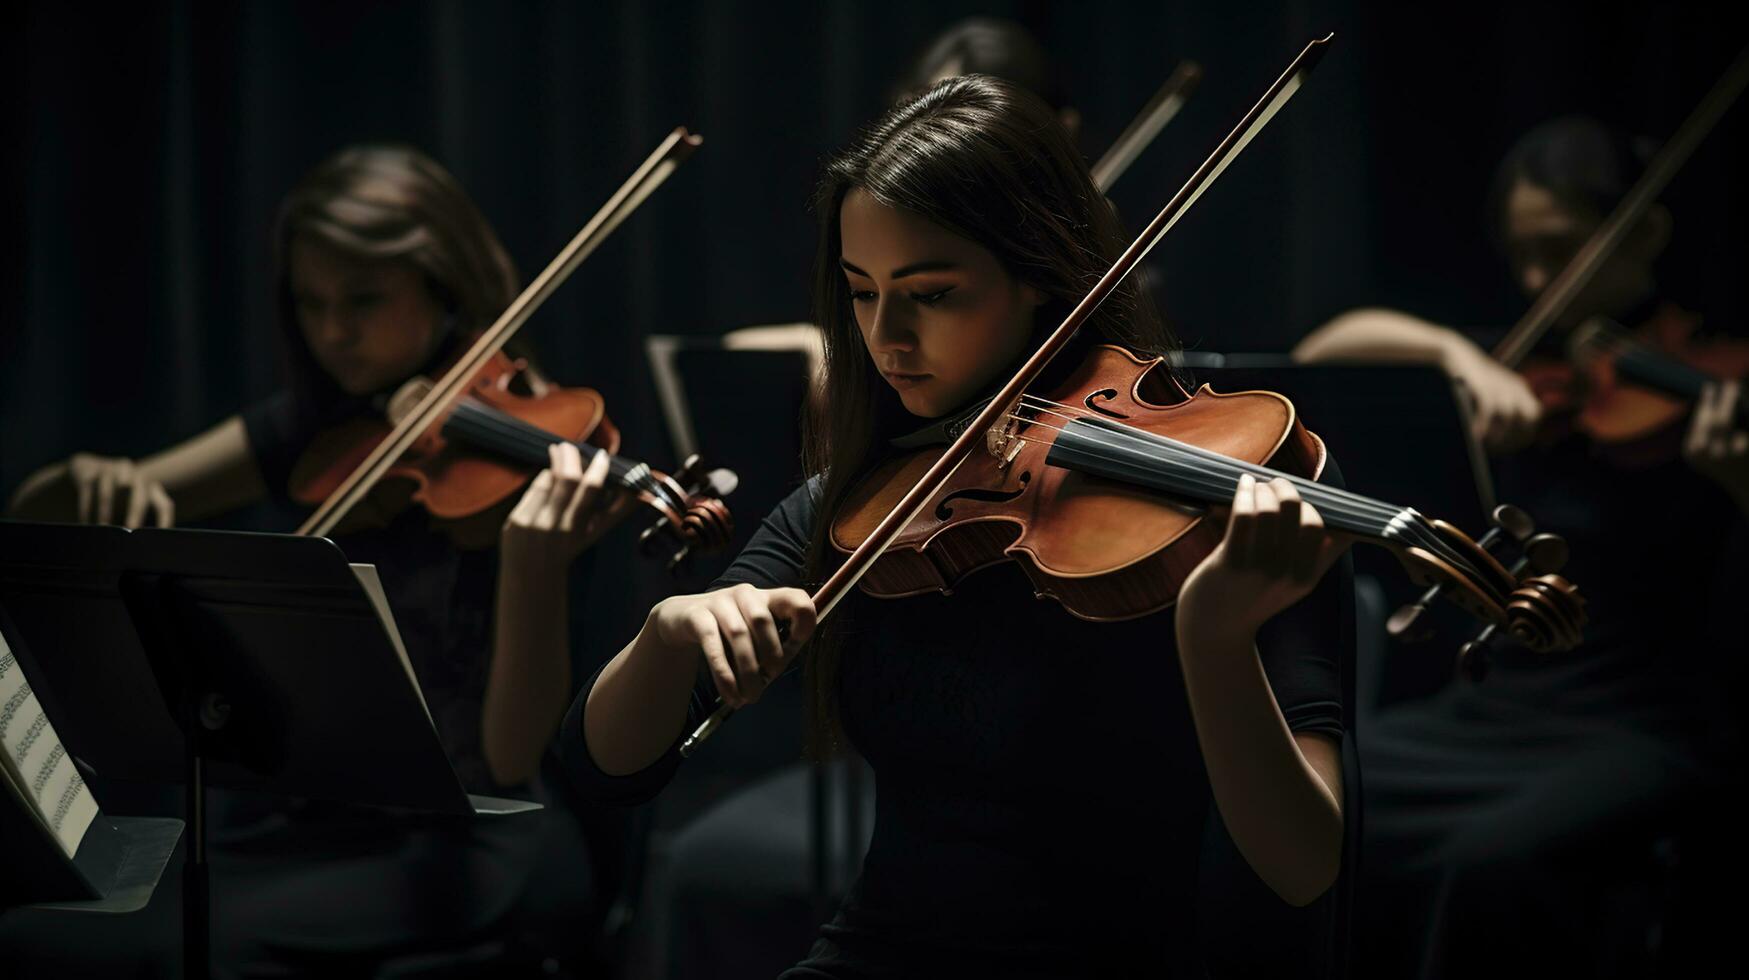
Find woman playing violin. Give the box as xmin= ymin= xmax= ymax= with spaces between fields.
xmin=5 ymin=145 xmax=617 ymax=976
xmin=1295 ymin=117 xmax=1748 ymax=977
xmin=561 ymin=75 xmax=1355 ymax=978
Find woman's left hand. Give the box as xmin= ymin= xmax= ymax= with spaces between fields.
xmin=1178 ymin=474 xmax=1351 ymax=639
xmin=500 ymin=442 xmax=632 ymax=570
xmin=1684 ymin=381 xmax=1749 ymax=514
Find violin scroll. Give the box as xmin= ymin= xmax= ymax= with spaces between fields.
xmin=637 ymin=454 xmax=737 ymax=571
xmin=1388 ymin=504 xmax=1587 ymax=678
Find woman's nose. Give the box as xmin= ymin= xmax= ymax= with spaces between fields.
xmin=866 ymin=301 xmax=917 ymax=353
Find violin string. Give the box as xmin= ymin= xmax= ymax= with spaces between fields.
xmin=1000 ymin=409 xmax=1400 ymax=527
xmin=1012 ymin=394 xmax=1406 ymax=521
xmin=998 ymin=409 xmax=1495 ymax=591
xmin=997 ymin=416 xmax=1394 ymax=536
xmin=1023 ymin=413 xmax=1495 ymax=591
xmin=452 ymin=402 xmax=621 ymax=476
xmin=1010 ymin=392 xmax=1446 ymax=538
xmin=1010 ymin=395 xmax=1404 ymax=521
xmin=454 ymin=402 xmax=639 ymax=486
xmin=448 ymin=401 xmax=678 ymax=507
xmin=1055 ymin=413 xmax=1492 ymax=584
xmin=1077 ymin=414 xmax=1496 ymax=591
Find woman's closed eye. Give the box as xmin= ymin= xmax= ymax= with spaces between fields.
xmin=847 ymin=284 xmax=954 ymax=306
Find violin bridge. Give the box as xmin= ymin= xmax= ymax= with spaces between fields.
xmin=987 ymin=418 xmax=1023 ymax=468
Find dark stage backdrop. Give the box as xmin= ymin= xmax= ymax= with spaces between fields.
xmin=3 ymin=0 xmax=1745 ymax=672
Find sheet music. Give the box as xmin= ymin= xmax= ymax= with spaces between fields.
xmin=0 ymin=630 xmax=99 ymax=859
xmin=349 ymin=564 xmax=433 ymax=725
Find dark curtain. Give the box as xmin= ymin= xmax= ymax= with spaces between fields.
xmin=3 ymin=0 xmax=1744 ymax=666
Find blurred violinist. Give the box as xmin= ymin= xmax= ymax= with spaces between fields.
xmin=1295 ymin=116 xmax=1748 ymax=977
xmin=6 ymin=145 xmax=619 ymax=976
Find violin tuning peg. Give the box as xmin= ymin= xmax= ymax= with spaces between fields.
xmin=1458 ymin=631 xmax=1494 ymax=682
xmin=1521 ymin=533 xmax=1570 ymax=575
xmin=1387 ymin=601 xmax=1435 ymax=643
xmin=674 ymin=453 xmax=706 ymax=486
xmin=1457 ymin=622 xmax=1499 ymax=681
xmin=666 ymin=544 xmax=692 ymax=573
xmin=637 ymin=520 xmax=667 ymax=555
xmin=704 ymin=467 xmax=739 ymax=499
xmin=1489 ymin=504 xmax=1536 ymax=543
xmin=1388 ymin=581 xmax=1445 ymax=643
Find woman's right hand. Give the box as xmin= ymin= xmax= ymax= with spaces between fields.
xmin=1441 ymin=339 xmax=1544 ymax=452
xmin=647 ymin=583 xmax=817 ymax=709
xmin=12 ymin=454 xmax=176 ymax=527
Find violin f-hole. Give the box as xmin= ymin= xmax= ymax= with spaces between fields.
xmin=1084 ymin=389 xmax=1129 ymax=419
xmin=936 ymin=471 xmax=1031 ymax=520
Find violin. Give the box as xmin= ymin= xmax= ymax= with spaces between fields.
xmin=1493 ymin=45 xmax=1749 ymax=459
xmin=289 ymin=349 xmax=734 ymax=559
xmin=289 ymin=128 xmax=735 ymax=568
xmin=681 ymin=35 xmax=1587 ymax=755
xmin=833 ymin=342 xmax=1582 ymax=657
xmin=1519 ymin=306 xmax=1749 ymax=466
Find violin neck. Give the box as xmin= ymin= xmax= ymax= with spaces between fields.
xmin=1044 ymin=415 xmax=1510 ymax=614
xmin=1044 ymin=416 xmax=1401 ymax=542
xmin=445 ymin=398 xmax=649 ymax=488
xmin=1614 ymin=347 xmax=1749 ymax=424
xmin=1572 ymin=321 xmax=1749 ymax=425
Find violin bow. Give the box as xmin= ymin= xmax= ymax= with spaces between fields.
xmin=682 ymin=35 xmax=1335 ymax=756
xmin=1492 ymin=44 xmax=1749 ymax=369
xmin=1090 ymin=60 xmax=1203 ymax=193
xmin=298 ymin=128 xmax=703 ymax=539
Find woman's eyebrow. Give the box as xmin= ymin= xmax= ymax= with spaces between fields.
xmin=839 ymin=257 xmax=959 ymax=279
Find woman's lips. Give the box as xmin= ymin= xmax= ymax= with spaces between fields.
xmin=882 ymin=371 xmax=932 ymax=391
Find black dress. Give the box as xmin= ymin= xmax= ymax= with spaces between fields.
xmin=562 ymin=465 xmax=1355 ymax=979
xmin=1356 ymin=308 xmax=1748 ymax=977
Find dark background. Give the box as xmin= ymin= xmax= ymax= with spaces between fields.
xmin=3 ymin=0 xmax=1745 ymax=680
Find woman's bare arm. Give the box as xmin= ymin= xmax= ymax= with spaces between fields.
xmin=7 ymin=415 xmax=267 ymax=526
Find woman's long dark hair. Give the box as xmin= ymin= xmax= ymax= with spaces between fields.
xmin=271 ymin=145 xmax=521 ymax=408
xmin=801 ymin=74 xmax=1176 ymax=749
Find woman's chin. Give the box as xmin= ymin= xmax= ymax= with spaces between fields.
xmin=896 ymin=388 xmax=948 ymax=419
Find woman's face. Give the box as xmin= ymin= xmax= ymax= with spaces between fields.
xmin=289 ymin=236 xmax=447 ymax=396
xmin=838 ymin=189 xmax=1045 ymax=418
xmin=1502 ymin=178 xmax=1662 ymax=326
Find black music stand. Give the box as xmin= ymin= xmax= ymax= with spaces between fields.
xmin=0 ymin=803 xmax=182 ymax=914
xmin=0 ymin=521 xmax=538 ymax=979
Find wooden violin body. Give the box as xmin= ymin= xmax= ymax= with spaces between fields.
xmin=835 ymin=346 xmax=1320 ymax=620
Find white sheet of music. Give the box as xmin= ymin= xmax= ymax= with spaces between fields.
xmin=0 ymin=631 xmax=99 ymax=860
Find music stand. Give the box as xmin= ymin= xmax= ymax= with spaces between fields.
xmin=0 ymin=521 xmax=538 ymax=979
xmin=0 ymin=802 xmax=181 ymax=915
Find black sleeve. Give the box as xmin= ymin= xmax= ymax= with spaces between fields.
xmin=238 ymin=390 xmax=324 ymax=503
xmin=1253 ymin=456 xmax=1353 ymax=739
xmin=557 ymin=479 xmax=820 ymax=806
